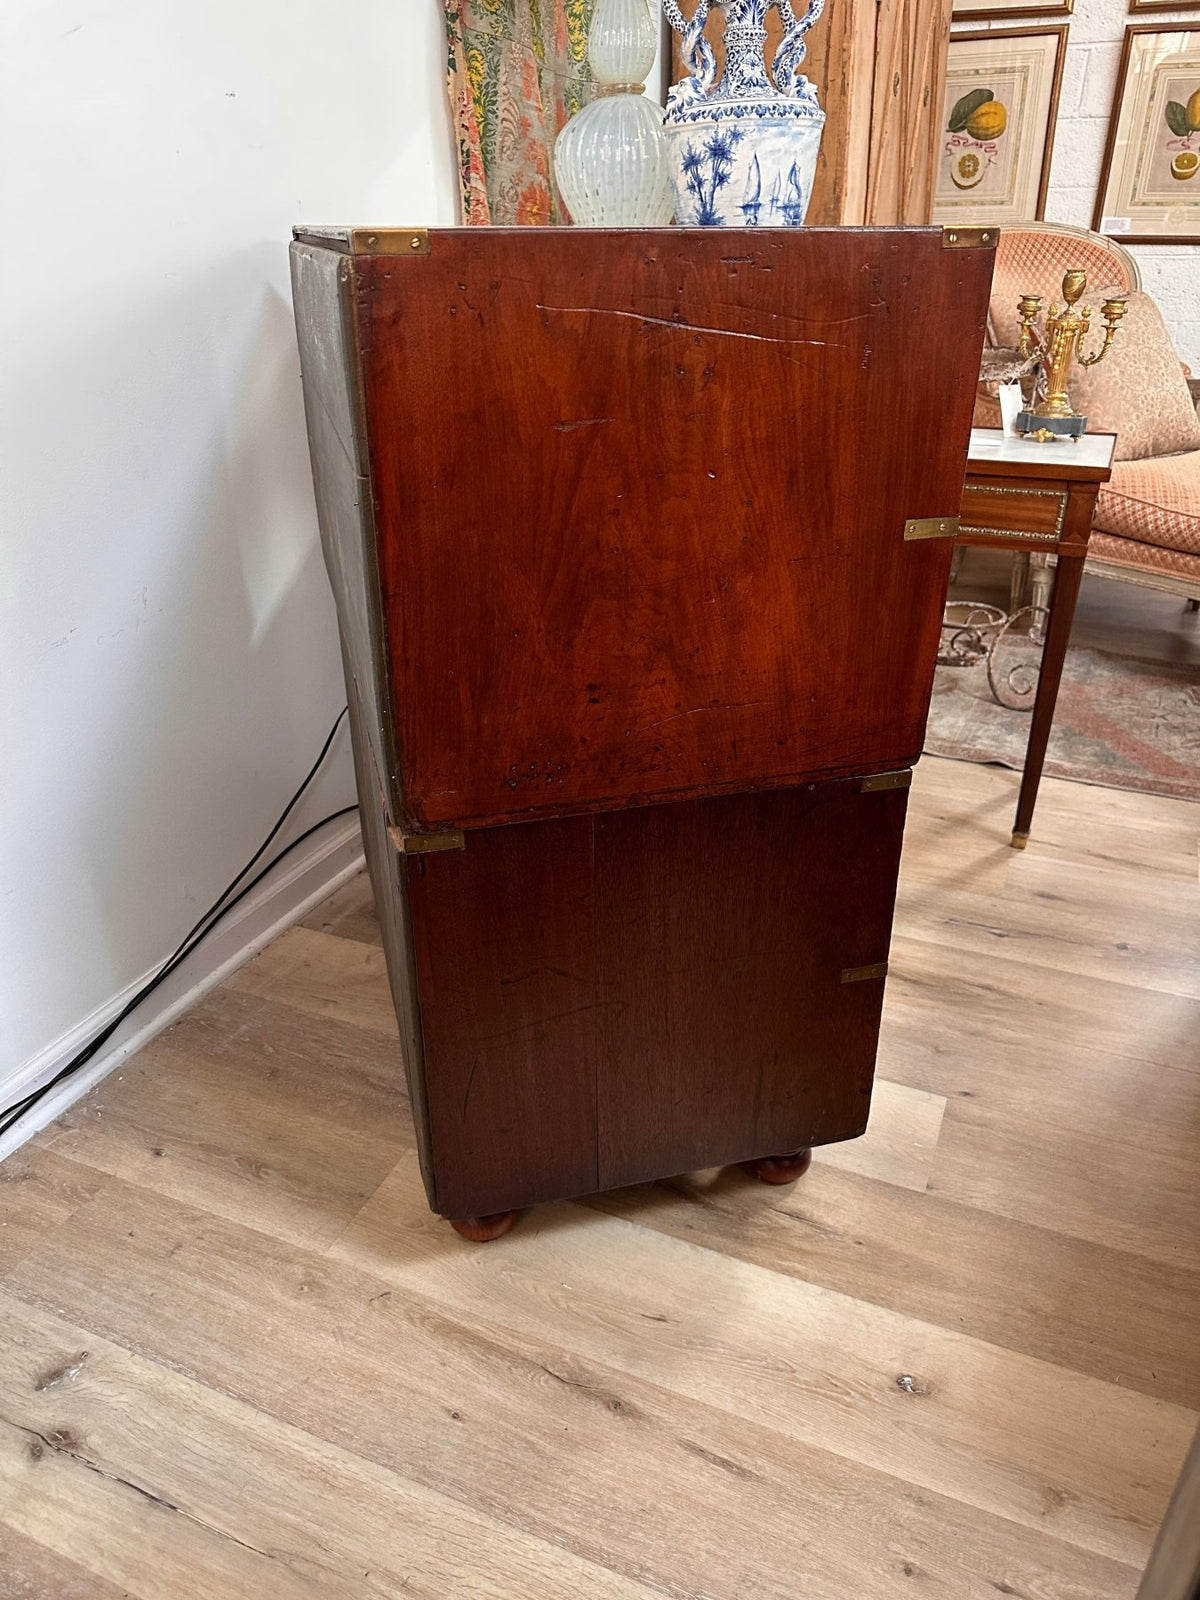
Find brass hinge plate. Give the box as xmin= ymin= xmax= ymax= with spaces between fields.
xmin=352 ymin=229 xmax=430 ymax=256
xmin=841 ymin=962 xmax=889 ymax=984
xmin=388 ymin=823 xmax=465 ymax=855
xmin=905 ymin=515 xmax=960 ymax=541
xmin=942 ymin=226 xmax=999 ymax=250
xmin=861 ymin=769 xmax=913 ymax=793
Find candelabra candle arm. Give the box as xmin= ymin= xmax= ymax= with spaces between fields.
xmin=1016 ymin=294 xmax=1043 ymax=360
xmin=1077 ymin=323 xmax=1119 ymax=368
xmin=1076 ymin=300 xmax=1126 ymax=368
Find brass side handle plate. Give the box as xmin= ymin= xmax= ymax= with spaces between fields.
xmin=353 ymin=229 xmax=430 ymax=256
xmin=388 ymin=823 xmax=466 ymax=855
xmin=942 ymin=226 xmax=998 ymax=250
xmin=841 ymin=962 xmax=889 ymax=984
xmin=861 ymin=769 xmax=913 ymax=793
xmin=904 ymin=516 xmax=960 ymax=541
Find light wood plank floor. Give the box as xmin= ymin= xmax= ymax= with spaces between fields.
xmin=2 ymin=756 xmax=1197 ymax=1599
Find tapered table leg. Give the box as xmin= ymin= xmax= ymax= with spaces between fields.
xmin=1012 ymin=550 xmax=1086 ymax=849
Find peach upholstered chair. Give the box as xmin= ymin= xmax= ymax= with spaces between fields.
xmin=979 ymin=222 xmax=1200 ymax=610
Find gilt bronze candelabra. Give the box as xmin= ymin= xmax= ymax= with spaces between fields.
xmin=1016 ymin=270 xmax=1128 ymax=441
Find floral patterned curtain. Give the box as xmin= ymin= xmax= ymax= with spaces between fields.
xmin=444 ymin=1 xmax=595 ymax=224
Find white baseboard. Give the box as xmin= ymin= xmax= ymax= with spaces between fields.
xmin=0 ymin=813 xmax=364 ymax=1163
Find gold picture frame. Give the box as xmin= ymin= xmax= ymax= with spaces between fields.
xmin=952 ymin=0 xmax=1072 ymax=21
xmin=1129 ymin=0 xmax=1200 ymax=14
xmin=934 ymin=26 xmax=1068 ymax=225
xmin=1094 ymin=23 xmax=1200 ymax=243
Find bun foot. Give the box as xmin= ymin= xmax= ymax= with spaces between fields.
xmin=449 ymin=1211 xmax=519 ymax=1243
xmin=739 ymin=1149 xmax=813 ymax=1185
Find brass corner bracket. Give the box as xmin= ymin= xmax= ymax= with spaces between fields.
xmin=904 ymin=516 xmax=960 ymax=541
xmin=353 ymin=229 xmax=430 ymax=256
xmin=861 ymin=769 xmax=913 ymax=793
xmin=942 ymin=226 xmax=998 ymax=250
xmin=388 ymin=823 xmax=465 ymax=855
xmin=841 ymin=962 xmax=889 ymax=984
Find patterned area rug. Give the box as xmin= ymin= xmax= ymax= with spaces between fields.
xmin=924 ymin=643 xmax=1200 ymax=802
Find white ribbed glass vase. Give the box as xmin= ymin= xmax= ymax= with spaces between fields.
xmin=554 ymin=0 xmax=674 ymax=226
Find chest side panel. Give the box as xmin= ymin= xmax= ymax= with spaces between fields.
xmin=407 ymin=778 xmax=907 ymax=1218
xmin=359 ymin=228 xmax=991 ymax=829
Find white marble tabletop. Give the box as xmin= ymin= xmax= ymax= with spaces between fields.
xmin=967 ymin=427 xmax=1117 ymax=473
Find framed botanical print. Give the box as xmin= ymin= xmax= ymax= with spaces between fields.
xmin=1129 ymin=0 xmax=1200 ymax=14
xmin=1094 ymin=24 xmax=1200 ymax=242
xmin=952 ymin=0 xmax=1072 ymax=20
xmin=933 ymin=27 xmax=1068 ymax=225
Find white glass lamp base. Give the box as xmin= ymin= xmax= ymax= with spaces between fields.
xmin=555 ymin=93 xmax=675 ymax=227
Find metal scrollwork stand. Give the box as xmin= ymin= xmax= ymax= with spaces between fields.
xmin=938 ymin=594 xmax=1051 ymax=712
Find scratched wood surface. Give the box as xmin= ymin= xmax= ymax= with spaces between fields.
xmin=1 ymin=755 xmax=1197 ymax=1598
xmin=354 ymin=228 xmax=990 ymax=829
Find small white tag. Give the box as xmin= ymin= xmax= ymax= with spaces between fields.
xmin=1101 ymin=216 xmax=1132 ymax=233
xmin=999 ymin=381 xmax=1023 ymax=437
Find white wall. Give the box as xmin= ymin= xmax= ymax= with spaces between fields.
xmin=0 ymin=1 xmax=458 ymax=1097
xmin=954 ymin=2 xmax=1200 ymax=370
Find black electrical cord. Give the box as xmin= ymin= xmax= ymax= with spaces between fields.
xmin=0 ymin=709 xmax=357 ymax=1140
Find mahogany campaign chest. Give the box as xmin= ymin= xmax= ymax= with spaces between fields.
xmin=291 ymin=224 xmax=992 ymax=1236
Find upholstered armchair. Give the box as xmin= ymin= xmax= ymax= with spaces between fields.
xmin=977 ymin=222 xmax=1200 ymax=611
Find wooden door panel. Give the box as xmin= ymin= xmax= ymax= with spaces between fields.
xmin=591 ymin=782 xmax=905 ymax=1191
xmin=406 ymin=815 xmax=602 ymax=1220
xmin=407 ymin=778 xmax=906 ymax=1218
xmin=356 ymin=227 xmax=991 ymax=831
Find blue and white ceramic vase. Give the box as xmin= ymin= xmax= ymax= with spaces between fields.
xmin=661 ymin=0 xmax=826 ymax=227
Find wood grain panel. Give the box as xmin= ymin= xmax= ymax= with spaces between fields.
xmin=959 ymin=479 xmax=1067 ymax=542
xmin=341 ymin=661 xmax=436 ymax=1191
xmin=356 ymin=227 xmax=991 ymax=830
xmin=0 ymin=1151 xmax=109 ymax=1278
xmin=290 ymin=241 xmax=402 ymax=823
xmin=864 ymin=0 xmax=952 ymax=225
xmin=589 ymin=1159 xmax=1200 ymax=1411
xmin=0 ymin=1526 xmax=135 ymax=1600
xmin=300 ymin=871 xmax=380 ymax=945
xmin=333 ymin=1159 xmax=1193 ymax=1570
xmin=406 ymin=779 xmax=905 ymax=1218
xmin=3 ymin=1178 xmax=1144 ymax=1600
xmin=290 ymin=241 xmax=436 ymax=1184
xmin=590 ymin=782 xmax=906 ymax=1190
xmin=406 ymin=814 xmax=603 ymax=1219
xmin=0 ymin=1293 xmax=657 ymax=1600
xmin=43 ymin=985 xmax=407 ymax=1254
xmin=0 ymin=1409 xmax=295 ymax=1599
xmin=229 ymin=923 xmax=398 ymax=1035
xmin=811 ymin=1076 xmax=946 ymax=1191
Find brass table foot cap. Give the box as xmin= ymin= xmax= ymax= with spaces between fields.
xmin=1010 ymin=831 xmax=1030 ymax=851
